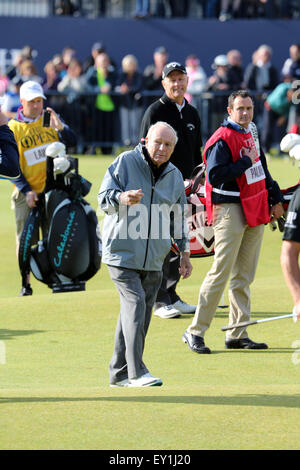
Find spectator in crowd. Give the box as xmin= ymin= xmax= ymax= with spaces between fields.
xmin=60 ymin=46 xmax=76 ymax=78
xmin=167 ymin=0 xmax=190 ymax=16
xmin=288 ymin=44 xmax=300 ymax=81
xmin=96 ymin=0 xmax=108 ymax=16
xmin=133 ymin=0 xmax=151 ymax=18
xmin=143 ymin=46 xmax=169 ymax=106
xmin=286 ymin=44 xmax=300 ymax=134
xmin=140 ymin=62 xmax=202 ymax=319
xmin=278 ymin=0 xmax=300 ymax=19
xmin=153 ymin=0 xmax=190 ymax=16
xmin=57 ymin=57 xmax=88 ymax=136
xmin=244 ymin=44 xmax=278 ymax=92
xmin=184 ymin=54 xmax=207 ymax=106
xmin=98 ymin=121 xmax=192 ymax=387
xmin=219 ymin=0 xmax=241 ymax=20
xmin=0 ymin=66 xmax=9 ymax=95
xmin=281 ymin=44 xmax=300 ymax=78
xmin=82 ymin=41 xmax=107 ymax=74
xmin=197 ymin=0 xmax=220 ymax=17
xmin=261 ymin=75 xmax=293 ymax=154
xmin=182 ymin=90 xmax=284 ymax=354
xmin=1 ymin=76 xmax=22 ymax=119
xmin=244 ymin=44 xmax=279 ymax=130
xmin=57 ymin=57 xmax=87 ymax=101
xmin=41 ymin=59 xmax=65 ymax=115
xmin=226 ymin=49 xmax=245 ymax=90
xmin=86 ymin=52 xmax=117 ymax=154
xmin=54 ymin=0 xmax=80 ymax=16
xmin=207 ymin=54 xmax=231 ymax=92
xmin=6 ymin=45 xmax=35 ymax=81
xmin=207 ymin=54 xmax=235 ymax=131
xmin=42 ymin=60 xmax=61 ymax=93
xmin=18 ymin=59 xmax=43 ymax=84
xmin=116 ymin=54 xmax=144 ymax=147
xmin=8 ymin=80 xmax=77 ymax=296
xmin=84 ymin=41 xmax=117 ymax=75
xmin=52 ymin=54 xmax=66 ymax=80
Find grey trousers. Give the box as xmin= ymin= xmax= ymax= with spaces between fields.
xmin=108 ymin=266 xmax=163 ymax=384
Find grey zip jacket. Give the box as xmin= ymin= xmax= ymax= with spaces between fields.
xmin=98 ymin=144 xmax=189 ymax=271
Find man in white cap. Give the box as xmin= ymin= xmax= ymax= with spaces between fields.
xmin=9 ymin=80 xmax=76 ymax=296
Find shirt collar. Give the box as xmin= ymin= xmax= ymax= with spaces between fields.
xmin=227 ymin=117 xmax=250 ymax=133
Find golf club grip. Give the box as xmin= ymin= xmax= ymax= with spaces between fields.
xmin=221 ymin=320 xmax=258 ymax=331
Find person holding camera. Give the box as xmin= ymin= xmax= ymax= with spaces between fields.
xmin=8 ymin=80 xmax=77 ymax=296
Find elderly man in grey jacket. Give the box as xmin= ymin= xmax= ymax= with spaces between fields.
xmin=98 ymin=121 xmax=192 ymax=387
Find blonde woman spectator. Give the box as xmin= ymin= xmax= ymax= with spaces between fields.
xmin=185 ymin=54 xmax=207 ymax=106
xmin=116 ymin=54 xmax=143 ymax=146
xmin=19 ymin=59 xmax=42 ymax=84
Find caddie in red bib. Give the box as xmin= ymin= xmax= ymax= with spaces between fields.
xmin=203 ymin=124 xmax=270 ymax=227
xmin=182 ymin=91 xmax=284 ymax=354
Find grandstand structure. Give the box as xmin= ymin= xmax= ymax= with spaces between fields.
xmin=1 ymin=0 xmax=300 ymax=19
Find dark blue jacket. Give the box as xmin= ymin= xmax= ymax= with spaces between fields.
xmin=0 ymin=124 xmax=20 ymax=180
xmin=206 ymin=119 xmax=283 ymax=207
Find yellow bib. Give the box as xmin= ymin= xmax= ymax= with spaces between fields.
xmin=9 ymin=117 xmax=60 ymax=193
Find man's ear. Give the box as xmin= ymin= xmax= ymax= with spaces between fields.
xmin=227 ymin=106 xmax=232 ymax=117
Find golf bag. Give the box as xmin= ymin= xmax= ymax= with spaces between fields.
xmin=18 ymin=154 xmax=101 ymax=293
xmin=172 ymin=163 xmax=215 ymax=258
xmin=282 ymin=182 xmax=300 ymax=212
xmin=268 ymin=180 xmax=300 ymax=232
xmin=185 ymin=163 xmax=215 ymax=257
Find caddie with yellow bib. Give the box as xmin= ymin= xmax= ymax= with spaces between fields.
xmin=9 ymin=80 xmax=77 ymax=296
xmin=182 ymin=90 xmax=284 ymax=354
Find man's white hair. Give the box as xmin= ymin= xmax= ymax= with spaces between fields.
xmin=147 ymin=121 xmax=178 ymax=145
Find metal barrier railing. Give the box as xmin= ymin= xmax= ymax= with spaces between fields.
xmin=43 ymin=89 xmax=270 ymax=154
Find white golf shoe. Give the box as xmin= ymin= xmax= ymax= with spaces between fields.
xmin=172 ymin=300 xmax=197 ymax=314
xmin=154 ymin=305 xmax=181 ymax=318
xmin=110 ymin=378 xmax=129 ymax=387
xmin=128 ymin=373 xmax=163 ymax=387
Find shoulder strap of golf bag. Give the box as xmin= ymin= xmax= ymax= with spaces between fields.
xmin=185 ymin=181 xmax=215 ymax=258
xmin=18 ymin=206 xmax=40 ymax=288
xmin=172 ymin=163 xmax=214 ymax=258
xmin=185 ymin=163 xmax=206 ymax=197
xmin=185 ymin=163 xmax=214 ymax=258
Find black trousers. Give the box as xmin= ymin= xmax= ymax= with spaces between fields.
xmin=154 ymin=251 xmax=181 ymax=308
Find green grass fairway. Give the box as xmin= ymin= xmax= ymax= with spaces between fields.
xmin=1 ymin=153 xmax=300 ymax=450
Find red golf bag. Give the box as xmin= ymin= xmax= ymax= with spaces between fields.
xmin=184 ymin=163 xmax=215 ymax=258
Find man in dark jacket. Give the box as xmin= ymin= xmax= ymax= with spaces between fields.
xmin=140 ymin=62 xmax=203 ymax=319
xmin=244 ymin=45 xmax=278 ymax=92
xmin=0 ymin=108 xmax=20 ymax=180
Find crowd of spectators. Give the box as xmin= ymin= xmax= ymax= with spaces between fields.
xmin=53 ymin=0 xmax=300 ymax=20
xmin=0 ymin=41 xmax=299 ymax=153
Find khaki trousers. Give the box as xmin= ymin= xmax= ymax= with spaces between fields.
xmin=11 ymin=189 xmax=31 ymax=244
xmin=188 ymin=203 xmax=265 ymax=340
